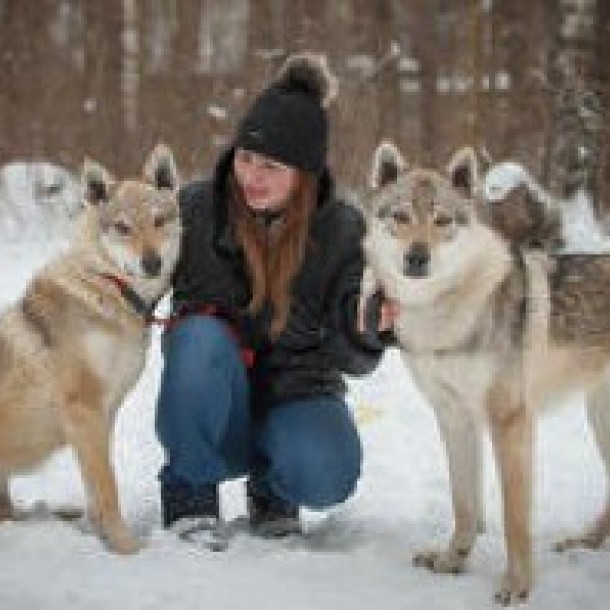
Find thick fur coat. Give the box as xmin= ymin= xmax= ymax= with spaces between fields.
xmin=360 ymin=142 xmax=610 ymax=604
xmin=0 ymin=144 xmax=181 ymax=553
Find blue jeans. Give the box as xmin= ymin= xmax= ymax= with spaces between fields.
xmin=155 ymin=315 xmax=362 ymax=509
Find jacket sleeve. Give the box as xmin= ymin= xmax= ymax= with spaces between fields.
xmin=322 ymin=209 xmax=387 ymax=376
xmin=170 ymin=180 xmax=209 ymax=309
xmin=172 ymin=182 xmax=202 ymax=267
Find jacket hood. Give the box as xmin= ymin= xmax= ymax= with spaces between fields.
xmin=208 ymin=147 xmax=336 ymax=258
xmin=211 ymin=147 xmax=335 ymax=213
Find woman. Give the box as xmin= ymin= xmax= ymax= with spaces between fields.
xmin=156 ymin=53 xmax=394 ymax=550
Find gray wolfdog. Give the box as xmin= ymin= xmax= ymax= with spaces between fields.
xmin=359 ymin=141 xmax=610 ymax=604
xmin=0 ymin=144 xmax=181 ymax=553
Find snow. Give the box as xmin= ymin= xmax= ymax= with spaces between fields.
xmin=0 ymin=161 xmax=81 ymax=240
xmin=1 ymin=199 xmax=610 ymax=609
xmin=561 ymin=189 xmax=610 ymax=252
xmin=208 ymin=105 xmax=228 ymax=121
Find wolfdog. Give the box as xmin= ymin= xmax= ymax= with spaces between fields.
xmin=359 ymin=141 xmax=610 ymax=604
xmin=0 ymin=144 xmax=181 ymax=553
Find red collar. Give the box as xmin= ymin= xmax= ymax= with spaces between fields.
xmin=97 ymin=274 xmax=255 ymax=367
xmin=97 ymin=273 xmax=170 ymax=326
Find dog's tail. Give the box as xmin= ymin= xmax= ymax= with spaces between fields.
xmin=483 ymin=162 xmax=557 ymax=218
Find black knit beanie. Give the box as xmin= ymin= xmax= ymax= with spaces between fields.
xmin=234 ymin=53 xmax=338 ymax=175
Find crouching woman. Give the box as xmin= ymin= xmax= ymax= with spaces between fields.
xmin=155 ymin=53 xmax=394 ymax=550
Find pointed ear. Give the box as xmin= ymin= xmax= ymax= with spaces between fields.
xmin=369 ymin=140 xmax=407 ymax=190
xmin=447 ymin=147 xmax=478 ymax=198
xmin=82 ymin=159 xmax=115 ymax=206
xmin=143 ymin=143 xmax=179 ymax=191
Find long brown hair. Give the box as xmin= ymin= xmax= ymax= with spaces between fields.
xmin=229 ymin=170 xmax=318 ymax=339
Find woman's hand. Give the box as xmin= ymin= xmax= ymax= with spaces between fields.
xmin=377 ymin=298 xmax=401 ymax=332
xmin=357 ymin=290 xmax=400 ymax=335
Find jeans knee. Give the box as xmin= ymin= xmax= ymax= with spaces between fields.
xmin=258 ymin=402 xmax=363 ymax=509
xmin=163 ymin=315 xmax=241 ymax=369
xmin=161 ymin=317 xmax=244 ymax=396
xmin=286 ymin=439 xmax=361 ymax=509
xmin=156 ymin=314 xmax=248 ymax=448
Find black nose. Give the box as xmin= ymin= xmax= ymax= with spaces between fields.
xmin=404 ymin=242 xmax=430 ymax=277
xmin=141 ymin=250 xmax=162 ymax=277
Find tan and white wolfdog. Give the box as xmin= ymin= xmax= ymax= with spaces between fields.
xmin=359 ymin=141 xmax=610 ymax=604
xmin=0 ymin=144 xmax=181 ymax=553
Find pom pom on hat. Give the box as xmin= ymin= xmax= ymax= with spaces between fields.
xmin=233 ymin=52 xmax=338 ymax=174
xmin=275 ymin=52 xmax=338 ymax=108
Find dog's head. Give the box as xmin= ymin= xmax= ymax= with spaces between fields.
xmin=363 ymin=141 xmax=492 ymax=284
xmin=82 ymin=144 xmax=181 ymax=284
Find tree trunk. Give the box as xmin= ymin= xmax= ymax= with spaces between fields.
xmin=411 ymin=0 xmax=438 ymax=165
xmin=548 ymin=0 xmax=603 ymax=203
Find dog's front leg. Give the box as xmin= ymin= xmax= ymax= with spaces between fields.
xmin=62 ymin=400 xmax=141 ymax=554
xmin=412 ymin=377 xmax=482 ymax=574
xmin=488 ymin=393 xmax=533 ymax=605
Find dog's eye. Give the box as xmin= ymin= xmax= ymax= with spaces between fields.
xmin=392 ymin=210 xmax=411 ymax=224
xmin=114 ymin=221 xmax=132 ymax=236
xmin=433 ymin=214 xmax=452 ymax=228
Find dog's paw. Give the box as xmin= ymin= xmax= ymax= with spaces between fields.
xmin=104 ymin=524 xmax=144 ymax=555
xmin=0 ymin=504 xmax=14 ymax=521
xmin=493 ymin=582 xmax=530 ymax=606
xmin=0 ymin=503 xmax=42 ymax=522
xmin=413 ymin=547 xmax=469 ymax=575
xmin=553 ymin=533 xmax=602 ymax=553
xmin=52 ymin=505 xmax=85 ymax=521
xmin=493 ymin=570 xmax=532 ymax=606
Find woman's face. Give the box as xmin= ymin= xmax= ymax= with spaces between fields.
xmin=233 ymin=148 xmax=298 ymax=212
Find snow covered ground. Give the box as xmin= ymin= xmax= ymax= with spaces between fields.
xmin=0 ymin=237 xmax=609 ymax=610
xmin=0 ymin=162 xmax=81 ymax=241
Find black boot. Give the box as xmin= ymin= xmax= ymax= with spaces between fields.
xmin=161 ymin=481 xmax=229 ymax=551
xmin=247 ymin=480 xmax=301 ymax=538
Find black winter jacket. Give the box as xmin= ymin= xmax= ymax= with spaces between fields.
xmin=171 ymin=150 xmax=384 ymax=418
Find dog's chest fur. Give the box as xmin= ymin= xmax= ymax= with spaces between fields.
xmin=55 ymin=268 xmax=151 ymax=414
xmin=390 ymin=262 xmax=527 ymax=413
xmin=391 ymin=261 xmax=524 ymax=354
xmin=83 ymin=328 xmax=148 ymax=414
xmin=18 ymin=257 xmax=152 ymax=414
xmin=408 ymin=351 xmax=499 ymax=416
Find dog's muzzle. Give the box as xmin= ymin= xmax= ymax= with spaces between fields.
xmin=404 ymin=242 xmax=430 ymax=278
xmin=141 ymin=249 xmax=163 ymax=278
